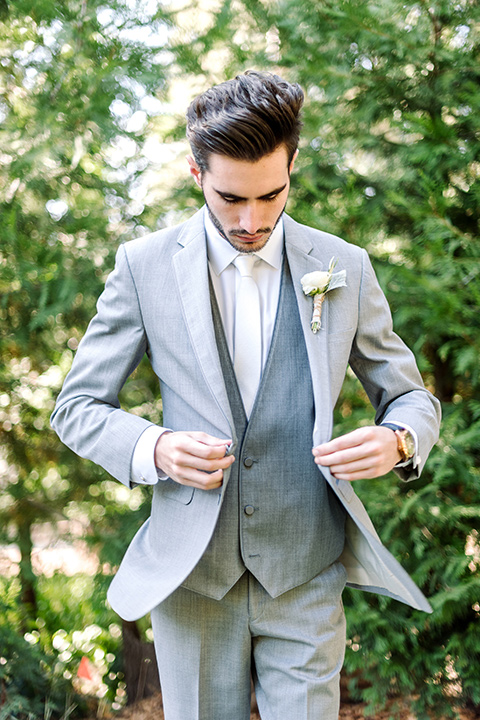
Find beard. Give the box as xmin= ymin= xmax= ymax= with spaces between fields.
xmin=205 ymin=200 xmax=285 ymax=254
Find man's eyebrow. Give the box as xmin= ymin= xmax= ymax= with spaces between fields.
xmin=213 ymin=184 xmax=288 ymax=201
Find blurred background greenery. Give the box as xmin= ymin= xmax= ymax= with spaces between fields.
xmin=0 ymin=0 xmax=479 ymax=717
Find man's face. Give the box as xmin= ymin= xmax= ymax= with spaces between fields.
xmin=188 ymin=145 xmax=297 ymax=254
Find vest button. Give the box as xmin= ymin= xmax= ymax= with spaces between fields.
xmin=243 ymin=457 xmax=254 ymax=468
xmin=244 ymin=505 xmax=255 ymax=516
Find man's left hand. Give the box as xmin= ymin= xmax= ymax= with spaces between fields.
xmin=312 ymin=426 xmax=400 ymax=481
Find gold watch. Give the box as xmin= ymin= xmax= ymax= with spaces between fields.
xmin=382 ymin=424 xmax=415 ymax=463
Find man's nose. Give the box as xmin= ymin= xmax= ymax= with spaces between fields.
xmin=239 ymin=203 xmax=263 ymax=234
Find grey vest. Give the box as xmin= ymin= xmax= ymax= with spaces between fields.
xmin=182 ymin=259 xmax=346 ymax=600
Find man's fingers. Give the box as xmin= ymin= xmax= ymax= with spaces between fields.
xmin=317 ymin=456 xmax=373 ymax=474
xmin=155 ymin=431 xmax=235 ymax=489
xmin=312 ymin=426 xmax=400 ymax=481
xmin=313 ymin=428 xmax=369 ymax=457
xmin=175 ymin=431 xmax=233 ymax=459
xmin=329 ymin=469 xmax=378 ymax=482
xmin=313 ymin=442 xmax=378 ymax=467
xmin=314 ymin=447 xmax=362 ymax=466
xmin=171 ymin=448 xmax=234 ymax=473
xmin=173 ymin=467 xmax=225 ymax=490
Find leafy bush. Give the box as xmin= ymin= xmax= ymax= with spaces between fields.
xmin=335 ymin=380 xmax=480 ymax=716
xmin=0 ymin=573 xmax=127 ymax=719
xmin=0 ymin=598 xmax=82 ymax=719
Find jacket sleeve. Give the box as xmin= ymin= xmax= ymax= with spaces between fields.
xmin=51 ymin=244 xmax=160 ymax=487
xmin=349 ymin=249 xmax=441 ymax=481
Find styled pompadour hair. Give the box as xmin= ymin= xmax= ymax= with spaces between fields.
xmin=186 ymin=71 xmax=304 ymax=171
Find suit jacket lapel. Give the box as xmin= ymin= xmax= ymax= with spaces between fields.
xmin=172 ymin=210 xmax=235 ymax=440
xmin=284 ymin=215 xmax=334 ymax=447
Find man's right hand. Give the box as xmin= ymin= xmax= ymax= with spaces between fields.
xmin=154 ymin=431 xmax=235 ymax=490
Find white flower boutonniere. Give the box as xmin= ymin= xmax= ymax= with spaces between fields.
xmin=301 ymin=257 xmax=347 ymax=333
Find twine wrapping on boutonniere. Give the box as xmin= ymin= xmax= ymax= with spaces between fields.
xmin=301 ymin=257 xmax=347 ymax=333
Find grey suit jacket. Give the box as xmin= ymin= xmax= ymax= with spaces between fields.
xmin=51 ymin=209 xmax=441 ymax=621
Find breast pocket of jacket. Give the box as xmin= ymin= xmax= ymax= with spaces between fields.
xmin=161 ymin=477 xmax=195 ymax=505
xmin=327 ymin=328 xmax=356 ymax=399
xmin=327 ymin=328 xmax=355 ymax=362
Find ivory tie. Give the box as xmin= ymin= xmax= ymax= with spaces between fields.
xmin=233 ymin=254 xmax=262 ymax=418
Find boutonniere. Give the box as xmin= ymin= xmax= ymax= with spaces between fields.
xmin=301 ymin=257 xmax=347 ymax=333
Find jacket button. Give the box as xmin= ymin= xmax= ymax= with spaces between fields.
xmin=243 ymin=457 xmax=254 ymax=468
xmin=244 ymin=505 xmax=255 ymax=516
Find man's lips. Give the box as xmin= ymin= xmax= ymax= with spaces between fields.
xmin=231 ymin=231 xmax=270 ymax=242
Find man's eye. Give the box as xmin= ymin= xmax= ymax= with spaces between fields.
xmin=221 ymin=194 xmax=278 ymax=204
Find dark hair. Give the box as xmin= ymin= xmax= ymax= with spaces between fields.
xmin=186 ymin=70 xmax=304 ymax=171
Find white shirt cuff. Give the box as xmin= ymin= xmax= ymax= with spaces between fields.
xmin=130 ymin=425 xmax=171 ymax=485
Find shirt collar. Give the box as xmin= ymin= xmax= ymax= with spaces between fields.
xmin=204 ymin=206 xmax=284 ymax=277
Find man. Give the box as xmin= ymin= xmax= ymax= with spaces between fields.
xmin=51 ymin=71 xmax=441 ymax=720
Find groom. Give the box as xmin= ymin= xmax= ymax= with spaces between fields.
xmin=52 ymin=71 xmax=441 ymax=720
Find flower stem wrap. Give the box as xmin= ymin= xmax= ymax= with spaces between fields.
xmin=311 ymin=293 xmax=326 ymax=332
xmin=300 ymin=257 xmax=347 ymax=333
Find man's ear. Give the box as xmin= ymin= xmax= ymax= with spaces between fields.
xmin=187 ymin=155 xmax=202 ymax=189
xmin=289 ymin=149 xmax=299 ymax=175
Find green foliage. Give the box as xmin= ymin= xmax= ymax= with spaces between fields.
xmin=0 ymin=572 xmax=129 ymax=717
xmin=276 ymin=1 xmax=480 ymax=713
xmin=331 ymin=373 xmax=480 ymax=713
xmin=0 ymin=1 xmax=167 ymax=714
xmin=0 ymin=0 xmax=167 ymax=607
xmin=0 ymin=589 xmax=82 ymax=719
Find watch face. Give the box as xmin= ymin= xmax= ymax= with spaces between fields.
xmin=401 ymin=430 xmax=415 ymax=459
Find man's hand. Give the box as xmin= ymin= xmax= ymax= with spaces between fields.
xmin=155 ymin=431 xmax=235 ymax=490
xmin=312 ymin=426 xmax=400 ymax=481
